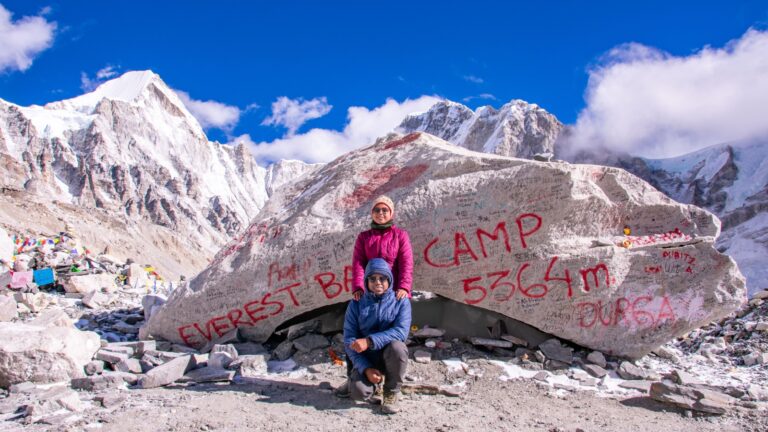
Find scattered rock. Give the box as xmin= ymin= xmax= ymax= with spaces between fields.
xmin=84 ymin=361 xmax=104 ymax=376
xmin=500 ymin=334 xmax=527 ymax=346
xmin=413 ymin=350 xmax=431 ymax=364
xmin=586 ymin=351 xmax=607 ymax=368
xmin=582 ymin=364 xmax=608 ymax=378
xmin=617 ymin=361 xmax=648 ymax=380
xmin=0 ymin=323 xmax=100 ymax=387
xmin=538 ymin=339 xmax=573 ymax=364
xmin=469 ymin=337 xmax=514 ymax=349
xmin=650 ymin=381 xmax=736 ymax=414
xmin=414 ymin=327 xmax=446 ymax=338
xmin=292 ymin=334 xmax=329 ymax=353
xmin=182 ymin=366 xmax=235 ymax=383
xmin=272 ymin=340 xmax=294 ymax=361
xmin=71 ymin=374 xmax=125 ymax=391
xmin=233 ymin=354 xmax=269 ymax=377
xmin=137 ymin=355 xmax=197 ymax=389
xmin=618 ymin=380 xmax=653 ymax=393
xmin=0 ymin=295 xmax=18 ymax=321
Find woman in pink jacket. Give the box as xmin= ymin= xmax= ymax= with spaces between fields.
xmin=352 ymin=195 xmax=413 ymax=301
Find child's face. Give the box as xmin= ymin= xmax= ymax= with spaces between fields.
xmin=366 ymin=273 xmax=390 ymax=295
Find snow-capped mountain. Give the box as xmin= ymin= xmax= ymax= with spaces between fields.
xmin=641 ymin=139 xmax=768 ymax=296
xmin=0 ymin=71 xmax=274 ymax=277
xmin=399 ymin=99 xmax=765 ymax=296
xmin=397 ymin=99 xmax=563 ymax=159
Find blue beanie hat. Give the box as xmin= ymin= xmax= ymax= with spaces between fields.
xmin=364 ymin=258 xmax=394 ymax=290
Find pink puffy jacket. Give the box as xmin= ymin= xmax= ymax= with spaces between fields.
xmin=352 ymin=226 xmax=414 ymax=296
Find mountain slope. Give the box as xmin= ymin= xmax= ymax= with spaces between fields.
xmin=0 ymin=71 xmax=269 ymax=277
xmin=398 ymin=99 xmax=563 ymax=159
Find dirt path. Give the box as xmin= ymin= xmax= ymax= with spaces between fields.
xmin=11 ymin=358 xmax=762 ymax=432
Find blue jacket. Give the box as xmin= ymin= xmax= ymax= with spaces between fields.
xmin=343 ymin=288 xmax=412 ymax=375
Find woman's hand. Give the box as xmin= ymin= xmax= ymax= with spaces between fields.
xmin=353 ymin=290 xmax=363 ymax=301
xmin=396 ymin=289 xmax=408 ymax=300
xmin=350 ymin=337 xmax=371 ymax=353
xmin=365 ymin=368 xmax=383 ymax=384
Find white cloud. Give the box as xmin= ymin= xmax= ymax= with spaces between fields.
xmin=463 ymin=75 xmax=484 ymax=84
xmin=95 ymin=65 xmax=117 ymax=80
xmin=80 ymin=65 xmax=120 ymax=91
xmin=242 ymin=96 xmax=442 ymax=164
xmin=0 ymin=4 xmax=56 ymax=73
xmin=262 ymin=96 xmax=332 ymax=136
xmin=176 ymin=90 xmax=242 ymax=131
xmin=463 ymin=93 xmax=497 ymax=103
xmin=568 ymin=28 xmax=768 ymax=158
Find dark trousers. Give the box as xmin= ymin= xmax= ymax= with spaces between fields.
xmin=349 ymin=340 xmax=408 ymax=401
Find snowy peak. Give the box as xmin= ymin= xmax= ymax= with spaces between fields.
xmin=398 ymin=99 xmax=563 ymax=159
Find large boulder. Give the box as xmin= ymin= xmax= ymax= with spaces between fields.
xmin=0 ymin=323 xmax=101 ymax=387
xmin=145 ymin=133 xmax=746 ymax=358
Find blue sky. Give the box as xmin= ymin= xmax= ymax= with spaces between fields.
xmin=1 ymin=1 xmax=767 ymax=162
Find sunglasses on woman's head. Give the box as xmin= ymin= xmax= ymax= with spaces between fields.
xmin=372 ymin=207 xmax=390 ymax=214
xmin=367 ymin=275 xmax=388 ymax=284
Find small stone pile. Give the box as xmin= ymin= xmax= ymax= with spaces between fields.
xmin=673 ymin=288 xmax=768 ymax=367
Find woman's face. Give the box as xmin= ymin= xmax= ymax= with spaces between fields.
xmin=366 ymin=272 xmax=390 ymax=295
xmin=371 ymin=204 xmax=392 ymax=224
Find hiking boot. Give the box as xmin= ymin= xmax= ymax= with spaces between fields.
xmin=380 ymin=389 xmax=401 ymax=414
xmin=333 ymin=380 xmax=350 ymax=398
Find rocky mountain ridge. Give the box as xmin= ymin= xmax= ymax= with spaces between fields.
xmin=0 ymin=71 xmax=313 ymax=278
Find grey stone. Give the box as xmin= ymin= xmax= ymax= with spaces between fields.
xmin=144 ymin=133 xmax=746 ymax=359
xmin=617 ymin=361 xmax=648 ymax=380
xmin=212 ymin=343 xmax=238 ymax=358
xmin=233 ymin=354 xmax=269 ymax=377
xmin=500 ymin=334 xmax=527 ymax=346
xmin=115 ymin=358 xmax=143 ymax=374
xmin=102 ymin=345 xmax=135 ymax=356
xmin=533 ymin=371 xmax=549 ymax=382
xmin=469 ymin=337 xmax=514 ymax=349
xmin=71 ymin=374 xmax=125 ymax=391
xmin=94 ymin=393 xmax=127 ymax=408
xmin=650 ymin=381 xmax=735 ymax=414
xmin=414 ymin=327 xmax=446 ymax=338
xmin=63 ymin=273 xmax=116 ymax=295
xmin=103 ymin=370 xmax=139 ymax=385
xmin=200 ymin=330 xmax=240 ymax=353
xmin=82 ymin=290 xmax=111 ymax=309
xmin=95 ymin=350 xmax=129 ymax=364
xmin=0 ymin=323 xmax=100 ymax=387
xmin=108 ymin=340 xmax=155 ymax=356
xmin=84 ymin=361 xmax=104 ymax=376
xmin=545 ymin=359 xmax=570 ymax=370
xmin=293 ymin=334 xmax=329 ymax=353
xmin=286 ymin=320 xmax=321 ymax=340
xmin=182 ymin=366 xmax=235 ymax=383
xmin=137 ymin=355 xmax=196 ymax=389
xmin=413 ymin=350 xmax=432 ymax=364
xmin=208 ymin=351 xmax=234 ymax=369
xmin=619 ymin=380 xmax=653 ymax=393
xmin=538 ymin=339 xmax=573 ymax=364
xmin=232 ymin=342 xmax=267 ymax=355
xmin=752 ymin=290 xmax=768 ymax=300
xmin=28 ymin=309 xmax=72 ymax=327
xmin=582 ymin=364 xmax=608 ymax=378
xmin=272 ymin=340 xmax=294 ymax=361
xmin=0 ymin=295 xmax=18 ymax=321
xmin=669 ymin=369 xmax=703 ymax=386
xmin=113 ymin=322 xmax=140 ymax=334
xmin=586 ymin=351 xmax=607 ymax=368
xmin=141 ymin=294 xmax=166 ymax=322
xmin=9 ymin=381 xmax=39 ymax=394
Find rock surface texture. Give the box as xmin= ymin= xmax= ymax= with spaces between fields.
xmin=146 ymin=132 xmax=746 ymax=358
xmin=0 ymin=323 xmax=101 ymax=387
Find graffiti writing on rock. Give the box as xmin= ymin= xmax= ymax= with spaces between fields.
xmin=177 ymin=282 xmax=301 ymax=348
xmin=576 ymin=295 xmax=676 ymax=328
xmin=314 ymin=266 xmax=353 ymax=299
xmin=460 ymin=256 xmax=612 ymax=304
xmin=338 ymin=164 xmax=428 ymax=210
xmin=628 ymin=228 xmax=691 ymax=247
xmin=423 ymin=213 xmax=542 ymax=268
